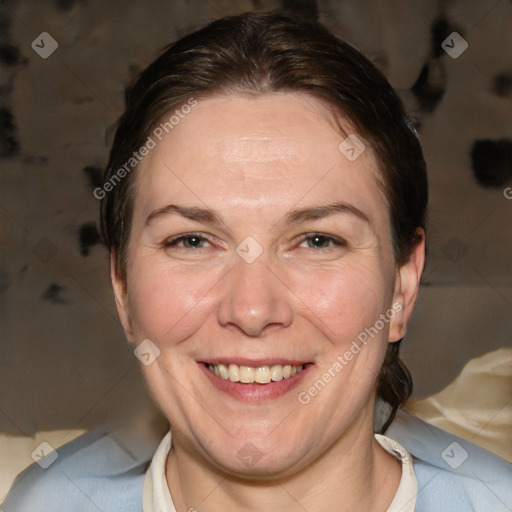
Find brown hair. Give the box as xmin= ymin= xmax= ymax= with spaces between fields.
xmin=100 ymin=11 xmax=427 ymax=433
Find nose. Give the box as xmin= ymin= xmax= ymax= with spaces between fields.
xmin=217 ymin=252 xmax=294 ymax=337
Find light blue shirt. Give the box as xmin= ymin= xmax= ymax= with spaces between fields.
xmin=3 ymin=410 xmax=512 ymax=511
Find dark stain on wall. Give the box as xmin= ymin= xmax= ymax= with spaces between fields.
xmin=78 ymin=222 xmax=101 ymax=256
xmin=492 ymin=72 xmax=512 ymax=97
xmin=82 ymin=165 xmax=104 ymax=190
xmin=42 ymin=283 xmax=69 ymax=304
xmin=0 ymin=107 xmax=20 ymax=157
xmin=471 ymin=138 xmax=512 ymax=187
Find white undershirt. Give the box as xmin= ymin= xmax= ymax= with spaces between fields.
xmin=142 ymin=431 xmax=417 ymax=512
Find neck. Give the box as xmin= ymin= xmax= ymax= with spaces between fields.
xmin=165 ymin=406 xmax=401 ymax=512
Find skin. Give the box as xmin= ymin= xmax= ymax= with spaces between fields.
xmin=112 ymin=92 xmax=425 ymax=512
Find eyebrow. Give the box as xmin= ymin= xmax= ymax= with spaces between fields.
xmin=145 ymin=201 xmax=370 ymax=228
xmin=145 ymin=204 xmax=226 ymax=227
xmin=283 ymin=201 xmax=370 ymax=226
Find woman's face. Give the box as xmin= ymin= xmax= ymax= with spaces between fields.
xmin=112 ymin=92 xmax=423 ymax=477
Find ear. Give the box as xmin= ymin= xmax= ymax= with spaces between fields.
xmin=110 ymin=252 xmax=135 ymax=343
xmin=388 ymin=228 xmax=426 ymax=342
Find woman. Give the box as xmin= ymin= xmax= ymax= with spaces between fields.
xmin=4 ymin=11 xmax=511 ymax=512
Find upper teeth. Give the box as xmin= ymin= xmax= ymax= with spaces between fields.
xmin=207 ymin=363 xmax=305 ymax=384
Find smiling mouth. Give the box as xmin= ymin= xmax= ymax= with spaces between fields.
xmin=205 ymin=363 xmax=308 ymax=384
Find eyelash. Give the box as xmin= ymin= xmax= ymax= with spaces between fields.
xmin=162 ymin=232 xmax=346 ymax=250
xmin=298 ymin=233 xmax=346 ymax=249
xmin=163 ymin=232 xmax=212 ymax=249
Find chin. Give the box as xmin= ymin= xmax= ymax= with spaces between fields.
xmin=211 ymin=451 xmax=302 ymax=480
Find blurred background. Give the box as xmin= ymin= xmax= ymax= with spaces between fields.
xmin=1 ymin=0 xmax=511 ymax=499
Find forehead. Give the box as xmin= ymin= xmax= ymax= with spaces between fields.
xmin=134 ymin=92 xmax=387 ymax=226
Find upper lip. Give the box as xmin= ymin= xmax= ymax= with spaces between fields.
xmin=199 ymin=357 xmax=312 ymax=367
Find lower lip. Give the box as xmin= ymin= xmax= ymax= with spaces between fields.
xmin=198 ymin=363 xmax=314 ymax=402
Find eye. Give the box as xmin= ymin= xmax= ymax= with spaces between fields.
xmin=299 ymin=233 xmax=346 ymax=249
xmin=163 ymin=233 xmax=211 ymax=249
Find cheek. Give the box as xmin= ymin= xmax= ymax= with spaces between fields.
xmin=126 ymin=257 xmax=222 ymax=345
xmin=291 ymin=259 xmax=392 ymax=346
